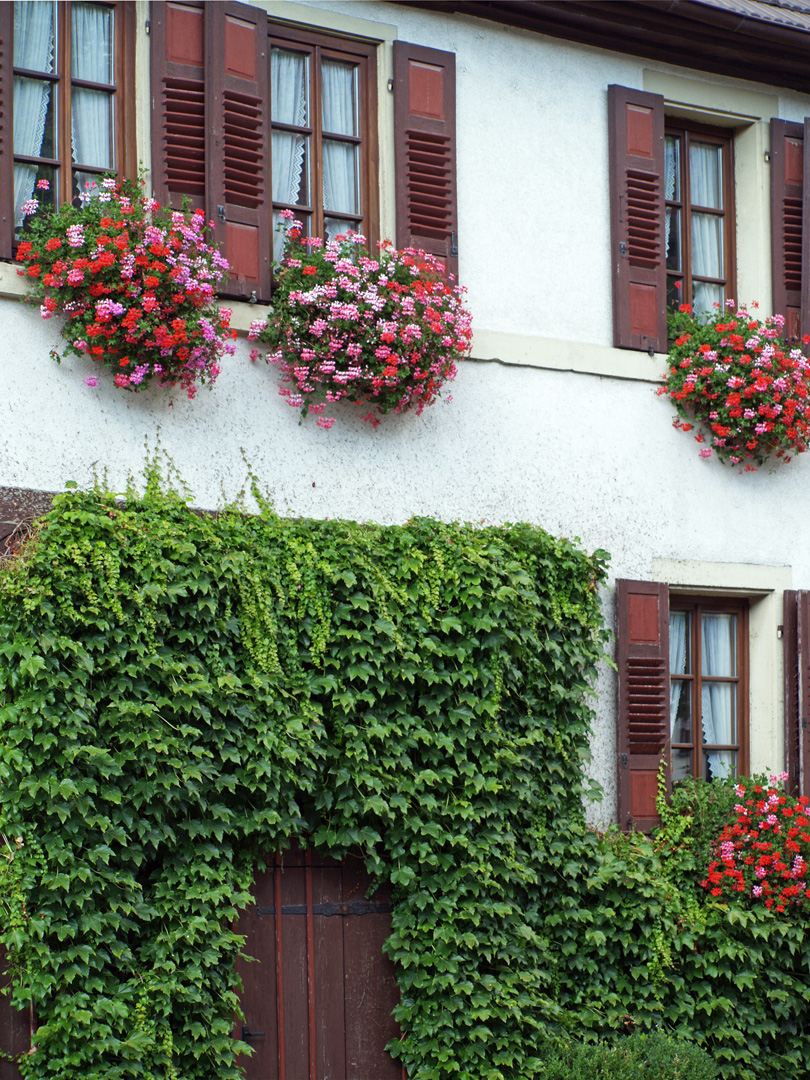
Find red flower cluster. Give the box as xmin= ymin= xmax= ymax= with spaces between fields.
xmin=15 ymin=177 xmax=234 ymax=397
xmin=701 ymin=778 xmax=810 ymax=913
xmin=249 ymin=213 xmax=472 ymax=427
xmin=660 ymin=304 xmax=810 ymax=469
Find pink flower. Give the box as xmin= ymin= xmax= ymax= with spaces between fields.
xmin=36 ymin=178 xmax=50 ymax=191
xmin=84 ymin=374 xmax=99 ymax=387
xmin=699 ymin=448 xmax=713 ymax=459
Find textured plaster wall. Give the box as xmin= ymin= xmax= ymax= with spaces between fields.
xmin=5 ymin=0 xmax=810 ymax=823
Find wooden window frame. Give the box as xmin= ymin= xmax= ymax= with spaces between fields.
xmin=269 ymin=22 xmax=379 ymax=251
xmin=11 ymin=0 xmax=136 ymax=219
xmin=669 ymin=594 xmax=749 ymax=781
xmin=665 ymin=119 xmax=736 ymax=313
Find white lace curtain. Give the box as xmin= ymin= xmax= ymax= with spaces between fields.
xmin=701 ymin=613 xmax=736 ymax=779
xmin=271 ymin=48 xmax=308 ymax=260
xmin=13 ymin=0 xmax=54 ymax=227
xmin=321 ymin=59 xmax=357 ymax=239
xmin=71 ymin=3 xmax=113 ymax=174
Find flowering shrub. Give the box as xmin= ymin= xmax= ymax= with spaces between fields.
xmin=660 ymin=302 xmax=810 ymax=469
xmin=15 ymin=177 xmax=234 ymax=397
xmin=701 ymin=773 xmax=810 ymax=912
xmin=248 ymin=213 xmax=472 ymax=427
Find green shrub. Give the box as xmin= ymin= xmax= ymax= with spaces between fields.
xmin=537 ymin=1032 xmax=717 ymax=1080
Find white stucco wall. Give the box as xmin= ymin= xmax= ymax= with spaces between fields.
xmin=4 ymin=0 xmax=810 ymax=824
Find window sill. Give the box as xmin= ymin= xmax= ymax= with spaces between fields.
xmin=0 ymin=262 xmax=269 ymax=337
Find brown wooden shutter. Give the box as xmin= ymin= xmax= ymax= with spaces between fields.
xmin=608 ymin=85 xmax=667 ymax=354
xmin=205 ymin=2 xmax=271 ymax=302
xmin=770 ymin=119 xmax=806 ymax=342
xmin=150 ymin=0 xmax=207 ymax=212
xmin=0 ymin=1 xmax=14 ymax=259
xmin=783 ymin=589 xmax=810 ymax=798
xmin=0 ymin=946 xmax=27 ymax=1080
xmin=393 ymin=41 xmax=458 ymax=279
xmin=616 ymin=579 xmax=670 ymax=832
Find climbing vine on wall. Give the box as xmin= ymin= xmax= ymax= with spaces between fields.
xmin=0 ymin=466 xmax=609 ymax=1080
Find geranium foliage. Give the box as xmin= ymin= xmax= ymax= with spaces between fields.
xmin=0 ymin=468 xmax=607 ymax=1080
xmin=15 ymin=178 xmax=234 ymax=397
xmin=660 ymin=303 xmax=810 ymax=469
xmin=249 ymin=214 xmax=472 ymax=426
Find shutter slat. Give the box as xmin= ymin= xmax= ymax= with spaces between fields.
xmin=608 ymin=86 xmax=667 ymax=353
xmin=0 ymin=3 xmax=14 ymax=258
xmin=617 ymin=580 xmax=670 ymax=832
xmin=206 ymin=3 xmax=271 ymax=302
xmin=394 ymin=43 xmax=458 ymax=278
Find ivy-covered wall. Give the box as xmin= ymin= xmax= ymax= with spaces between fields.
xmin=0 ymin=471 xmax=609 ymax=1080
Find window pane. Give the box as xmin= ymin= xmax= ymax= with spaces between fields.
xmin=670 ymin=680 xmax=692 ymax=744
xmin=13 ymin=162 xmax=56 ymax=231
xmin=690 ymin=142 xmax=723 ymax=209
xmin=321 ymin=60 xmax=357 ymax=136
xmin=71 ymin=3 xmax=113 ymax=85
xmin=71 ymin=88 xmax=113 ymax=168
xmin=665 ymin=135 xmax=680 ymax=201
xmin=672 ymin=747 xmax=693 ymax=783
xmin=666 ymin=208 xmax=681 ymax=271
xmin=13 ymin=76 xmax=55 ymax=158
xmin=702 ymin=682 xmax=736 ymax=747
xmin=73 ymin=170 xmax=103 ymax=201
xmin=324 ymin=217 xmax=359 ymax=242
xmin=691 ymin=213 xmax=724 ymax=279
xmin=272 ymin=48 xmax=309 ymax=126
xmin=703 ymin=749 xmax=736 ymax=781
xmin=272 ymin=132 xmax=310 ymax=206
xmin=670 ymin=611 xmax=689 ymax=674
xmin=692 ymin=281 xmax=723 ymax=317
xmin=701 ymin=613 xmax=737 ymax=677
xmin=322 ymin=140 xmax=359 ymax=215
xmin=14 ymin=1 xmax=56 ymax=73
xmin=272 ymin=209 xmax=311 ymax=263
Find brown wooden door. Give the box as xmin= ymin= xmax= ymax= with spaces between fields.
xmin=236 ymin=848 xmax=403 ymax=1080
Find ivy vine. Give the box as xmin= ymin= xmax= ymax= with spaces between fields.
xmin=0 ymin=466 xmax=609 ymax=1080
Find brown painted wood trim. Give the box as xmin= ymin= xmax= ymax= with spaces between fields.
xmin=784 ymin=590 xmax=800 ymax=796
xmin=0 ymin=2 xmax=13 ymax=258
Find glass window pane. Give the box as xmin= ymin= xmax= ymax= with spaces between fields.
xmin=73 ymin=170 xmax=104 ymax=201
xmin=701 ymin=613 xmax=737 ymax=677
xmin=273 ymin=210 xmax=311 ymax=263
xmin=71 ymin=88 xmax=113 ymax=168
xmin=670 ymin=611 xmax=690 ymax=674
xmin=692 ymin=281 xmax=723 ymax=317
xmin=272 ymin=131 xmax=309 ymax=209
xmin=701 ymin=682 xmax=736 ymax=746
xmin=670 ymin=679 xmax=692 ymax=744
xmin=703 ymin=749 xmax=736 ymax=781
xmin=14 ymin=1 xmax=56 ymax=73
xmin=272 ymin=48 xmax=309 ymax=127
xmin=666 ymin=208 xmax=681 ymax=271
xmin=322 ymin=60 xmax=357 ymax=136
xmin=690 ymin=142 xmax=723 ymax=209
xmin=13 ymin=162 xmax=56 ymax=231
xmin=691 ymin=213 xmax=724 ymax=279
xmin=322 ymin=140 xmax=358 ymax=215
xmin=324 ymin=217 xmax=359 ymax=243
xmin=72 ymin=3 xmax=113 ymax=85
xmin=672 ymin=747 xmax=694 ymax=783
xmin=665 ymin=135 xmax=680 ymax=202
xmin=13 ymin=76 xmax=55 ymax=158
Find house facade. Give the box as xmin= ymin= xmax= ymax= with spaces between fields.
xmin=3 ymin=0 xmax=810 ymax=833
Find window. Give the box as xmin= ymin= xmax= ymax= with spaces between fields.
xmin=269 ymin=25 xmax=377 ymax=263
xmin=10 ymin=0 xmax=134 ymax=235
xmin=669 ymin=596 xmax=748 ymax=782
xmin=665 ymin=123 xmax=735 ymax=316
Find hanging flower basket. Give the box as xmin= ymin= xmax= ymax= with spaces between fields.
xmin=15 ymin=177 xmax=235 ymax=398
xmin=248 ymin=213 xmax=472 ymax=428
xmin=660 ymin=302 xmax=810 ymax=470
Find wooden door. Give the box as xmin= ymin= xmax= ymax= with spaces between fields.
xmin=236 ymin=848 xmax=403 ymax=1080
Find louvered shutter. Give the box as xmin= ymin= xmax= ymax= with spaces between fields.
xmin=783 ymin=590 xmax=810 ymax=798
xmin=393 ymin=41 xmax=458 ymax=279
xmin=150 ymin=0 xmax=207 ymax=212
xmin=205 ymin=2 xmax=271 ymax=302
xmin=616 ymin=579 xmax=670 ymax=832
xmin=608 ymin=86 xmax=667 ymax=354
xmin=0 ymin=2 xmax=14 ymax=259
xmin=770 ymin=119 xmax=806 ymax=342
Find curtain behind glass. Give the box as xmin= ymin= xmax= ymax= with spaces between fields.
xmin=13 ymin=1 xmax=55 ymax=226
xmin=272 ymin=49 xmax=308 ymax=259
xmin=71 ymin=4 xmax=113 ymax=175
xmin=321 ymin=60 xmax=357 ymax=218
xmin=701 ymin=613 xmax=735 ymax=779
xmin=669 ymin=611 xmax=687 ymax=738
xmin=690 ymin=142 xmax=724 ymax=316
